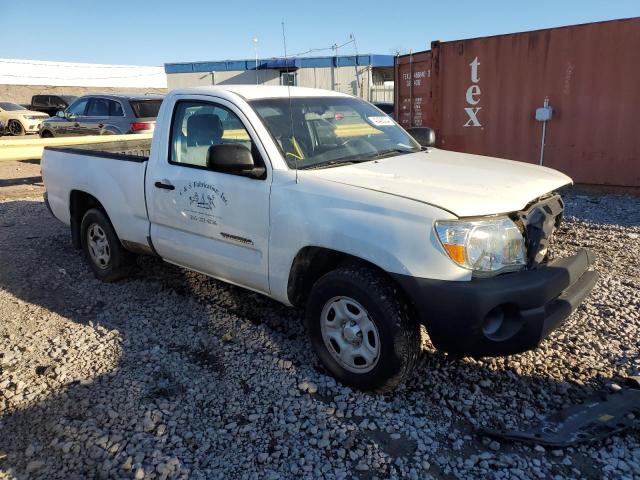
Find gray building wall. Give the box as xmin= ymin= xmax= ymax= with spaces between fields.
xmin=166 ymin=66 xmax=376 ymax=99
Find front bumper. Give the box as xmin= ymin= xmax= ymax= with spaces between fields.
xmin=392 ymin=249 xmax=598 ymax=357
xmin=22 ymin=119 xmax=44 ymax=132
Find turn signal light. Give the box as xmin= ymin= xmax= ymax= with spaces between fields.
xmin=443 ymin=244 xmax=466 ymax=264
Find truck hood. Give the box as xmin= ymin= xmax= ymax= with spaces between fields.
xmin=304 ymin=148 xmax=572 ymax=217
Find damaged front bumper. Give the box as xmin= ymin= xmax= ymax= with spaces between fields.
xmin=392 ymin=249 xmax=598 ymax=357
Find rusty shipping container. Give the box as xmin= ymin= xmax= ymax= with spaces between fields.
xmin=395 ymin=18 xmax=640 ymax=189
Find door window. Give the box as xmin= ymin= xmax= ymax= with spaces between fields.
xmin=86 ymin=98 xmax=110 ymax=116
xmin=50 ymin=96 xmax=64 ymax=108
xmin=109 ymin=100 xmax=124 ymax=116
xmin=67 ymin=99 xmax=89 ymax=116
xmin=33 ymin=96 xmax=47 ymax=107
xmin=170 ymin=101 xmax=254 ymax=168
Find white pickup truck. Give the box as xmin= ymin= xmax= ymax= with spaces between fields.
xmin=42 ymin=86 xmax=598 ymax=392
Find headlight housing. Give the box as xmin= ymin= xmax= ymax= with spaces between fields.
xmin=435 ymin=217 xmax=526 ymax=275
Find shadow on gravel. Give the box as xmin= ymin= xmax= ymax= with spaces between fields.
xmin=0 ymin=176 xmax=43 ymax=188
xmin=0 ymin=199 xmax=632 ymax=479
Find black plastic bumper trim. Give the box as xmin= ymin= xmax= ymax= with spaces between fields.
xmin=391 ymin=249 xmax=598 ymax=357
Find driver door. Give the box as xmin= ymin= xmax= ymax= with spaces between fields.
xmin=146 ymin=97 xmax=272 ymax=294
xmin=59 ymin=98 xmax=89 ymax=136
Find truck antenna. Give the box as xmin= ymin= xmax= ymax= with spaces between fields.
xmin=281 ymin=21 xmax=298 ymax=184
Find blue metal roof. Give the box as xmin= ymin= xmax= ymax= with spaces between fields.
xmin=165 ymin=54 xmax=394 ymax=74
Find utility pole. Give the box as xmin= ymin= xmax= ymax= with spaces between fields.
xmin=350 ymin=33 xmax=360 ymax=98
xmin=253 ymin=36 xmax=259 ymax=85
xmin=332 ymin=43 xmax=339 ymax=92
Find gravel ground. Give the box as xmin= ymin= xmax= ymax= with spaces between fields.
xmin=0 ymin=188 xmax=638 ymax=479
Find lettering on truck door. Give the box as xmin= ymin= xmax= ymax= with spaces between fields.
xmin=146 ymin=98 xmax=272 ymax=293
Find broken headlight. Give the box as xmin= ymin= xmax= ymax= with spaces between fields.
xmin=435 ymin=217 xmax=526 ymax=275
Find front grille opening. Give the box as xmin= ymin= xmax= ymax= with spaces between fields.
xmin=512 ymin=193 xmax=565 ymax=269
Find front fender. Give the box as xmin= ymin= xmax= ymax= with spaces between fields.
xmin=268 ymin=171 xmax=470 ymax=305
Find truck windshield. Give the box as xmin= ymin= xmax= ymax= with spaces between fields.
xmin=130 ymin=99 xmax=162 ymax=118
xmin=250 ymin=97 xmax=420 ymax=169
xmin=0 ymin=102 xmax=26 ymax=111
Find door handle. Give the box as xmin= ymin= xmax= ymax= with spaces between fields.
xmin=154 ymin=181 xmax=175 ymax=190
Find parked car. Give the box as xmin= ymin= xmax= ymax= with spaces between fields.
xmin=29 ymin=94 xmax=77 ymax=117
xmin=373 ymin=102 xmax=394 ymax=116
xmin=41 ymin=85 xmax=598 ymax=392
xmin=0 ymin=102 xmax=49 ymax=136
xmin=39 ymin=93 xmax=164 ymax=137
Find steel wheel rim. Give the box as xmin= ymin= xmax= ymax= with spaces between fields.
xmin=87 ymin=223 xmax=111 ymax=269
xmin=320 ymin=296 xmax=380 ymax=373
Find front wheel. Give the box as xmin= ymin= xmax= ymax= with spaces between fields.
xmin=8 ymin=120 xmax=25 ymax=136
xmin=305 ymin=264 xmax=421 ymax=392
xmin=80 ymin=208 xmax=134 ymax=282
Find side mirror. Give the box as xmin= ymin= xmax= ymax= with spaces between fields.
xmin=407 ymin=127 xmax=436 ymax=148
xmin=207 ymin=143 xmax=265 ymax=178
xmin=56 ymin=111 xmax=65 ymax=118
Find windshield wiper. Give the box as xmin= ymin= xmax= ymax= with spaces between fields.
xmin=300 ymin=148 xmax=416 ymax=170
xmin=361 ymin=148 xmax=416 ymax=160
xmin=301 ymin=159 xmax=364 ymax=170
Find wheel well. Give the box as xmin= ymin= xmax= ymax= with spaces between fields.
xmin=287 ymin=247 xmax=392 ymax=308
xmin=69 ymin=191 xmax=106 ymax=249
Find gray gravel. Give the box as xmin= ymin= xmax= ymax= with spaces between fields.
xmin=0 ymin=190 xmax=638 ymax=479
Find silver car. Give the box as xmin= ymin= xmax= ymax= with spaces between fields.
xmin=39 ymin=93 xmax=164 ymax=137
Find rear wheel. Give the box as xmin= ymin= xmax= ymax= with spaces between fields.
xmin=8 ymin=120 xmax=24 ymax=136
xmin=80 ymin=208 xmax=134 ymax=282
xmin=305 ymin=264 xmax=421 ymax=392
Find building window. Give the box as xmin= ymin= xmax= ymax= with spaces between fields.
xmin=280 ymin=72 xmax=297 ymax=86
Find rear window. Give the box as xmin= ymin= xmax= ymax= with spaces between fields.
xmin=130 ymin=100 xmax=162 ymax=118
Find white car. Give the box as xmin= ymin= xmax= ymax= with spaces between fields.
xmin=41 ymin=86 xmax=598 ymax=392
xmin=0 ymin=102 xmax=49 ymax=135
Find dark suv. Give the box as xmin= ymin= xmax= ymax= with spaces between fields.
xmin=29 ymin=95 xmax=77 ymax=117
xmin=39 ymin=93 xmax=164 ymax=137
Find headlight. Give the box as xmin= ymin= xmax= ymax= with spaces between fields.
xmin=24 ymin=116 xmax=41 ymax=120
xmin=435 ymin=217 xmax=526 ymax=274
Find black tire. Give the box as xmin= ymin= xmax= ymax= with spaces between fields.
xmin=8 ymin=120 xmax=25 ymax=136
xmin=80 ymin=208 xmax=134 ymax=282
xmin=305 ymin=264 xmax=420 ymax=392
xmin=40 ymin=130 xmax=54 ymax=138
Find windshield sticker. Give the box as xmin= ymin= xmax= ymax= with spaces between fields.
xmin=368 ymin=116 xmax=395 ymax=127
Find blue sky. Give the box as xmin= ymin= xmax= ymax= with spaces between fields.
xmin=2 ymin=0 xmax=638 ymax=66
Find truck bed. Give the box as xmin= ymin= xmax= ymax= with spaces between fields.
xmin=44 ymin=138 xmax=152 ymax=161
xmin=42 ymin=138 xmax=152 ymax=249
